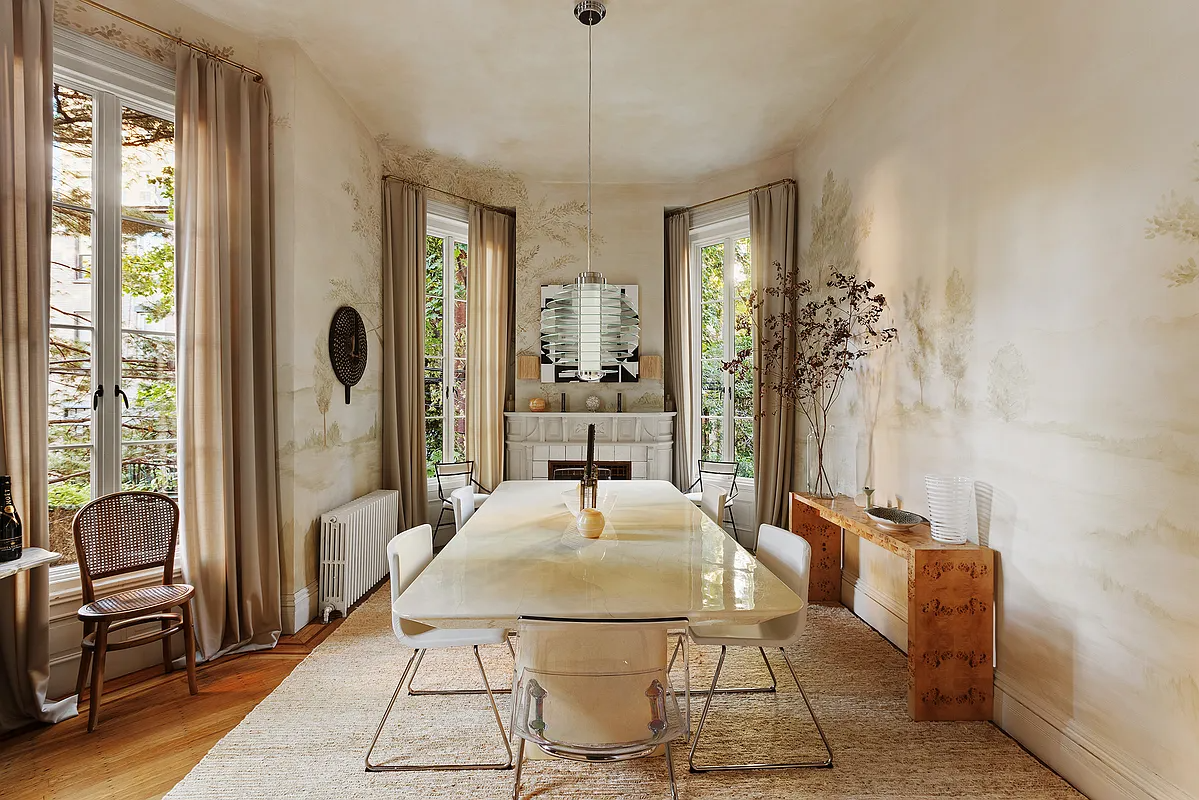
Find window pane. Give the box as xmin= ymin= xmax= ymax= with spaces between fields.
xmin=425 ymin=420 xmax=443 ymax=477
xmin=121 ymin=107 xmax=174 ymax=224
xmin=700 ymin=360 xmax=725 ymax=415
xmin=734 ymin=417 xmax=754 ymax=479
xmin=120 ymin=332 xmax=176 ymax=495
xmin=699 ymin=242 xmax=724 ymax=305
xmin=452 ymin=359 xmax=466 ymax=462
xmin=454 ymin=300 xmax=467 ymax=360
xmin=699 ymin=417 xmax=723 ymax=462
xmin=51 ymin=207 xmax=93 ymax=326
xmin=48 ymin=445 xmax=90 ymax=566
xmin=700 ymin=301 xmax=723 ymax=359
xmin=733 ymin=364 xmax=753 ymax=419
xmin=53 ymin=85 xmax=93 ymax=208
xmin=424 ymin=359 xmax=443 ymax=475
xmin=426 ymin=235 xmax=444 ymax=289
xmin=453 ymin=241 xmax=468 ymax=301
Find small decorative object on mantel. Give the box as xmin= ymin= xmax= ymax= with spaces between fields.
xmin=561 ymin=392 xmax=568 ymax=412
xmin=328 ymin=306 xmax=368 ymax=404
xmin=616 ymin=392 xmax=622 ymax=412
xmin=585 ymin=395 xmax=601 ymax=412
xmin=529 ymin=397 xmax=547 ymax=412
xmin=639 ymin=355 xmax=662 ymax=381
xmin=0 ymin=476 xmax=23 ymax=563
xmin=516 ymin=354 xmax=541 ymax=381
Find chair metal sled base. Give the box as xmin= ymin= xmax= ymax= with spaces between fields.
xmin=687 ymin=645 xmax=833 ymax=772
xmin=365 ymin=645 xmax=513 ymax=772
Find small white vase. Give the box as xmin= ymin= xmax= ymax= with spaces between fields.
xmin=585 ymin=395 xmax=601 ymax=412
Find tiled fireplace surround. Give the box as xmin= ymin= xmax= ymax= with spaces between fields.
xmin=504 ymin=412 xmax=675 ymax=482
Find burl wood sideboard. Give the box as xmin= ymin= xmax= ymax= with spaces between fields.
xmin=789 ymin=492 xmax=994 ymax=722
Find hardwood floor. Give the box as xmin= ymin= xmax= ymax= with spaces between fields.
xmin=0 ymin=617 xmax=344 ymax=800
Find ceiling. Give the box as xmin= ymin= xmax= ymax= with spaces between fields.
xmin=179 ymin=0 xmax=927 ymax=183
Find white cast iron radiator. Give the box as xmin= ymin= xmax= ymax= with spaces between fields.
xmin=319 ymin=489 xmax=399 ymax=623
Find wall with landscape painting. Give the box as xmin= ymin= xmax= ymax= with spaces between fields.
xmin=792 ymin=1 xmax=1199 ymax=796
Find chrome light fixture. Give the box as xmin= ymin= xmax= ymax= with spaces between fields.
xmin=541 ymin=0 xmax=639 ymax=382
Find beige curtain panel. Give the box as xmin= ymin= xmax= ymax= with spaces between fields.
xmin=381 ymin=180 xmax=428 ymax=529
xmin=465 ymin=204 xmax=514 ymax=490
xmin=176 ymin=50 xmax=282 ymax=661
xmin=664 ymin=211 xmax=697 ymax=491
xmin=0 ymin=0 xmax=75 ymax=731
xmin=750 ymin=182 xmax=799 ymax=530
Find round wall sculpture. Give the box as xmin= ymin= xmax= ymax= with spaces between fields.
xmin=328 ymin=305 xmax=368 ymax=404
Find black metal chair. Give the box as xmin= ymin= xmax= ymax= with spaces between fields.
xmin=686 ymin=460 xmax=741 ymax=542
xmin=433 ymin=461 xmax=489 ymax=537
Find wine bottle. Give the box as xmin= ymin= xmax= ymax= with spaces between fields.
xmin=0 ymin=475 xmax=22 ymax=563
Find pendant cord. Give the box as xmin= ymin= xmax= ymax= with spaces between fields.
xmin=586 ymin=20 xmax=593 ymax=274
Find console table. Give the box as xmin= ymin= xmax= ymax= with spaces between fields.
xmin=789 ymin=492 xmax=994 ymax=721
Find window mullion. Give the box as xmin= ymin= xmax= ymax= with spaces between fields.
xmin=93 ymin=89 xmax=122 ymax=498
xmin=722 ymin=235 xmax=735 ymax=463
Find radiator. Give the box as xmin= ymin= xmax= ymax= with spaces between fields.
xmin=318 ymin=489 xmax=399 ymax=623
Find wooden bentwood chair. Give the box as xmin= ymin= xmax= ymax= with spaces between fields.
xmin=73 ymin=491 xmax=197 ymax=732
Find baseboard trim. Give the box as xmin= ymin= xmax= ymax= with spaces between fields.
xmin=994 ymin=675 xmax=1188 ymax=800
xmin=841 ymin=569 xmax=908 ymax=653
xmin=281 ymin=580 xmax=319 ymax=635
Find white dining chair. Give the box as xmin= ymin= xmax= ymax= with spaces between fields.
xmin=365 ymin=524 xmax=513 ymax=772
xmin=699 ymin=486 xmax=727 ymax=527
xmin=510 ymin=617 xmax=686 ymax=800
xmin=450 ymin=485 xmax=475 ymax=531
xmin=433 ymin=461 xmax=489 ymax=537
xmin=685 ymin=523 xmax=833 ymax=772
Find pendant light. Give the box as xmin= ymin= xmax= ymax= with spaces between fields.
xmin=540 ymin=0 xmax=639 ymax=383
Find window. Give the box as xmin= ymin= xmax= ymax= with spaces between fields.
xmin=49 ymin=32 xmax=176 ymax=568
xmin=692 ymin=217 xmax=753 ymax=478
xmin=424 ymin=206 xmax=469 ymax=476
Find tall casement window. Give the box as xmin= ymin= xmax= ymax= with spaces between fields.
xmin=49 ymin=33 xmax=177 ymax=567
xmin=691 ymin=216 xmax=754 ymax=478
xmin=424 ymin=204 xmax=470 ymax=476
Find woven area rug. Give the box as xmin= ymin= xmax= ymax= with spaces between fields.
xmin=166 ymin=587 xmax=1080 ymax=799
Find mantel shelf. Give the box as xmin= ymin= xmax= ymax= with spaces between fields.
xmin=505 ymin=411 xmax=675 ymax=418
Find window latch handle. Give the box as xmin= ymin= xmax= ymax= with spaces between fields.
xmin=92 ymin=384 xmax=104 ymax=410
xmin=114 ymin=384 xmax=130 ymax=410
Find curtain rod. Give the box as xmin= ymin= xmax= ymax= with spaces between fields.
xmin=383 ymin=175 xmax=516 ymax=218
xmin=74 ymin=0 xmax=264 ymax=82
xmin=673 ymin=177 xmax=796 ymax=215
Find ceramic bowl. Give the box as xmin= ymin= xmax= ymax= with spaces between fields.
xmin=865 ymin=506 xmax=925 ymax=532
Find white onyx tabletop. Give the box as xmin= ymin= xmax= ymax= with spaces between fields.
xmin=394 ymin=480 xmax=803 ymax=628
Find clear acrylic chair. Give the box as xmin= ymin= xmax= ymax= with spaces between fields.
xmin=510 ymin=618 xmax=687 ymax=800
xmin=686 ymin=460 xmax=741 ymax=543
xmin=364 ymin=524 xmax=513 ymax=771
xmin=685 ymin=524 xmax=833 ymax=772
xmin=433 ymin=461 xmax=489 ymax=538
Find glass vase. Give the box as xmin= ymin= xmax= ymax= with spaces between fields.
xmin=805 ymin=428 xmax=835 ymax=499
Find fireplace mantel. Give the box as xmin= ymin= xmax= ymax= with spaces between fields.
xmin=505 ymin=412 xmax=674 ymax=481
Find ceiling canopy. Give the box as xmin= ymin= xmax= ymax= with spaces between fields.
xmin=178 ymin=0 xmax=926 ymax=183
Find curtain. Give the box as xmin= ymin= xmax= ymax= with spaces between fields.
xmin=465 ymin=205 xmax=514 ymax=490
xmin=0 ymin=0 xmax=75 ymax=731
xmin=381 ymin=180 xmax=427 ymax=529
xmin=750 ymin=182 xmax=799 ymax=530
xmin=176 ymin=50 xmax=281 ymax=661
xmin=663 ymin=211 xmax=697 ymax=491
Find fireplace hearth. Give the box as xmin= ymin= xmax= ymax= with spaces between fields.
xmin=547 ymin=460 xmax=632 ymax=480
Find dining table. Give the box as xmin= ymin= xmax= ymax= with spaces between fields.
xmin=393 ymin=479 xmax=803 ymax=630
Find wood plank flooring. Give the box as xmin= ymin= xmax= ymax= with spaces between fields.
xmin=0 ymin=617 xmax=343 ymax=800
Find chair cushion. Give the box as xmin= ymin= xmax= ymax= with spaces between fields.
xmin=684 ymin=492 xmax=702 ymax=504
xmin=687 ymin=612 xmax=803 ymax=648
xmin=394 ymin=611 xmax=509 ymax=648
xmin=79 ymin=583 xmax=194 ymax=621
